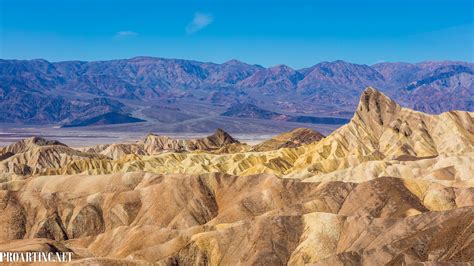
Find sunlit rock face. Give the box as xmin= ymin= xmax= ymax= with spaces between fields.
xmin=0 ymin=88 xmax=473 ymax=264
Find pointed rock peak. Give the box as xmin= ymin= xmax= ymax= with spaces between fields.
xmin=357 ymin=87 xmax=398 ymax=112
xmin=271 ymin=64 xmax=292 ymax=70
xmin=315 ymin=60 xmax=349 ymax=67
xmin=145 ymin=132 xmax=158 ymax=138
xmin=209 ymin=128 xmax=239 ymax=144
xmin=268 ymin=64 xmax=295 ymax=73
xmin=331 ymin=60 xmax=348 ymax=64
xmin=3 ymin=136 xmax=66 ymax=155
xmin=144 ymin=132 xmax=169 ymax=142
xmin=276 ymin=128 xmax=325 ymax=142
xmin=23 ymin=136 xmax=65 ymax=147
xmin=143 ymin=133 xmax=155 ymax=142
xmin=223 ymin=59 xmax=245 ymax=65
xmin=316 ymin=60 xmax=375 ymax=71
xmin=251 ymin=127 xmax=324 ymax=151
xmin=129 ymin=56 xmax=164 ymax=63
xmin=289 ymin=127 xmax=325 ymax=137
xmin=363 ymin=86 xmax=383 ymax=97
xmin=213 ymin=128 xmax=232 ymax=138
xmin=215 ymin=128 xmax=226 ymax=134
xmin=355 ymin=87 xmax=401 ymax=126
xmin=143 ymin=129 xmax=239 ymax=148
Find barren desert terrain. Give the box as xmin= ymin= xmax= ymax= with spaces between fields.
xmin=0 ymin=88 xmax=473 ymax=265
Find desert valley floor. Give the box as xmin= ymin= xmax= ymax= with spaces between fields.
xmin=0 ymin=88 xmax=473 ymax=265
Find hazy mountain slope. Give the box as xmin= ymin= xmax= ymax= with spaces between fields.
xmin=1 ymin=58 xmax=472 ymax=126
xmin=238 ymin=64 xmax=304 ymax=95
xmin=400 ymin=65 xmax=474 ymax=113
xmin=62 ymin=112 xmax=146 ymax=128
xmin=373 ymin=61 xmax=474 ymax=113
xmin=298 ymin=60 xmax=385 ymax=93
xmin=372 ymin=62 xmax=423 ymax=90
xmin=221 ymin=104 xmax=350 ymax=125
xmin=221 ymin=103 xmax=287 ymax=120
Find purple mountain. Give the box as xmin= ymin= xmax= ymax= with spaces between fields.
xmin=0 ymin=57 xmax=472 ymax=126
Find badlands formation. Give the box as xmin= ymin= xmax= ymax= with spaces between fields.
xmin=0 ymin=87 xmax=473 ymax=265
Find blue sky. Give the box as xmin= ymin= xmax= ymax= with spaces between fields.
xmin=1 ymin=0 xmax=473 ymax=68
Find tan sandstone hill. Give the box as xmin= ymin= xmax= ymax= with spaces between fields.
xmin=0 ymin=87 xmax=472 ymax=265
xmin=251 ymin=127 xmax=325 ymax=151
xmin=0 ymin=172 xmax=472 ymax=264
xmin=27 ymin=87 xmax=473 ymax=181
xmin=80 ymin=128 xmax=242 ymax=160
xmin=141 ymin=128 xmax=240 ymax=153
xmin=0 ymin=137 xmax=106 ymax=179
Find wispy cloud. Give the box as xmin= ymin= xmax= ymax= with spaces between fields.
xmin=115 ymin=31 xmax=139 ymax=38
xmin=186 ymin=12 xmax=213 ymax=34
xmin=373 ymin=59 xmax=386 ymax=64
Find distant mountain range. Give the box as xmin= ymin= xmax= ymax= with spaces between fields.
xmin=0 ymin=57 xmax=472 ymax=128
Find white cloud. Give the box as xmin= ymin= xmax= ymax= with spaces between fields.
xmin=115 ymin=31 xmax=139 ymax=38
xmin=186 ymin=12 xmax=213 ymax=34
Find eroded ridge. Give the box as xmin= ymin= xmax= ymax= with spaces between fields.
xmin=0 ymin=87 xmax=473 ymax=264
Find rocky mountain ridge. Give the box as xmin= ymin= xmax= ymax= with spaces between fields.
xmin=1 ymin=58 xmax=472 ymax=127
xmin=2 ymin=87 xmax=472 ymax=180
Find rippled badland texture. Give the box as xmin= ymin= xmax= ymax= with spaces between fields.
xmin=0 ymin=88 xmax=473 ymax=265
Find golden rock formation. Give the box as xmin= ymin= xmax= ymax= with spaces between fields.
xmin=0 ymin=172 xmax=472 ymax=264
xmin=80 ymin=128 xmax=242 ymax=160
xmin=0 ymin=87 xmax=472 ymax=264
xmin=26 ymin=88 xmax=472 ymax=182
xmin=251 ymin=127 xmax=325 ymax=152
xmin=0 ymin=137 xmax=106 ymax=179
